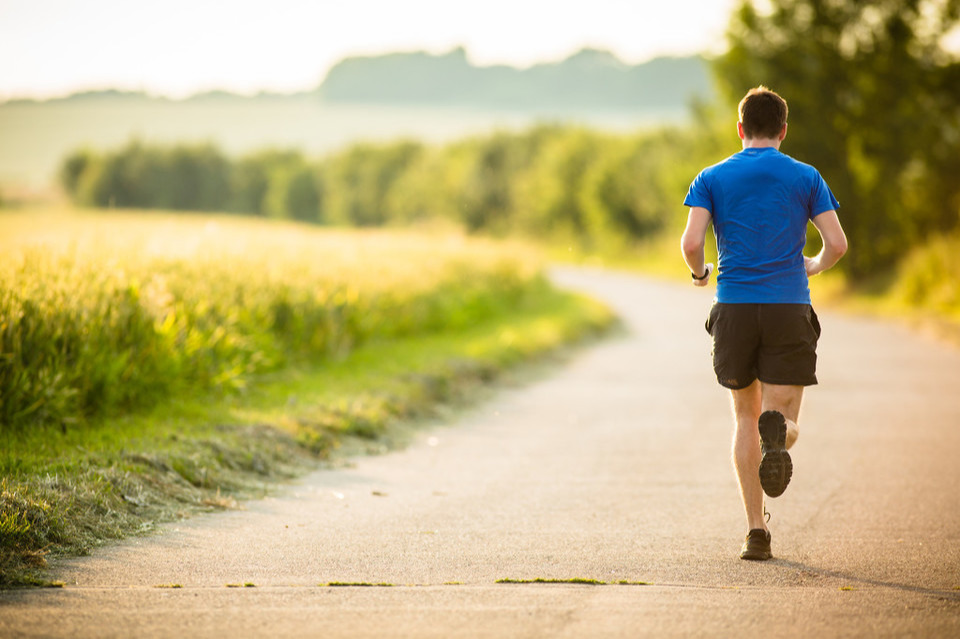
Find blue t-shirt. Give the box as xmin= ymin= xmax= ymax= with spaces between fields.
xmin=683 ymin=147 xmax=839 ymax=304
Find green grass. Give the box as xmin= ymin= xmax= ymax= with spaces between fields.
xmin=0 ymin=282 xmax=614 ymax=587
xmin=496 ymin=577 xmax=606 ymax=585
xmin=495 ymin=577 xmax=650 ymax=586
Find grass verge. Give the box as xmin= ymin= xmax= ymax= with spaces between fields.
xmin=0 ymin=282 xmax=614 ymax=588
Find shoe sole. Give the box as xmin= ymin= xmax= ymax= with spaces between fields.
xmin=740 ymin=549 xmax=773 ymax=561
xmin=758 ymin=411 xmax=792 ymax=498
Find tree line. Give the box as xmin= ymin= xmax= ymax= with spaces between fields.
xmin=59 ymin=125 xmax=710 ymax=256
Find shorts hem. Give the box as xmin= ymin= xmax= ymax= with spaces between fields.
xmin=716 ymin=377 xmax=757 ymax=391
xmin=757 ymin=376 xmax=819 ymax=387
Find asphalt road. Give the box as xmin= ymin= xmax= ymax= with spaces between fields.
xmin=3 ymin=267 xmax=959 ymax=638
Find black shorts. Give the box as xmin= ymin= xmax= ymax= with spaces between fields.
xmin=705 ymin=303 xmax=821 ymax=390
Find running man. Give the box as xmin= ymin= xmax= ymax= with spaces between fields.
xmin=680 ymin=86 xmax=848 ymax=561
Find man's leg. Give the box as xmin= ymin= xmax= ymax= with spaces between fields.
xmin=730 ymin=380 xmax=765 ymax=531
xmin=756 ymin=383 xmax=804 ymax=497
xmin=761 ymin=383 xmax=803 ymax=449
xmin=731 ymin=380 xmax=774 ymax=560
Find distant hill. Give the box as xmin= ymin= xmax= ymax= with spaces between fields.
xmin=316 ymin=47 xmax=713 ymax=112
xmin=0 ymin=47 xmax=711 ymax=189
xmin=1 ymin=47 xmax=712 ymax=114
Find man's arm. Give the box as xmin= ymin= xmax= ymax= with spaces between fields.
xmin=805 ymin=210 xmax=848 ymax=277
xmin=681 ymin=206 xmax=714 ymax=287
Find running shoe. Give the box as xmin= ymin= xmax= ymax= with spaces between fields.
xmin=758 ymin=410 xmax=793 ymax=497
xmin=740 ymin=528 xmax=772 ymax=560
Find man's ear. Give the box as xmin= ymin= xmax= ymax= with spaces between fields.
xmin=737 ymin=121 xmax=746 ymax=140
xmin=779 ymin=122 xmax=788 ymax=141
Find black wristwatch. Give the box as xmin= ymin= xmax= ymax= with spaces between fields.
xmin=692 ymin=268 xmax=710 ymax=281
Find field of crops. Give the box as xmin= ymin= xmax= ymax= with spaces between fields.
xmin=0 ymin=208 xmax=543 ymax=435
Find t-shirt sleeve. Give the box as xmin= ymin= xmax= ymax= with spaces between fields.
xmin=683 ymin=170 xmax=713 ymax=212
xmin=809 ymin=170 xmax=840 ymax=218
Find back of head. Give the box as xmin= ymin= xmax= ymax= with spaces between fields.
xmin=738 ymin=86 xmax=788 ymax=139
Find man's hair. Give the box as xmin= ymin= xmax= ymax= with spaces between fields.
xmin=738 ymin=86 xmax=788 ymax=139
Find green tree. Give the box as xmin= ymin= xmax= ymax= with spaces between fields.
xmin=59 ymin=149 xmax=97 ymax=199
xmin=580 ymin=128 xmax=707 ymax=249
xmin=64 ymin=141 xmax=233 ymax=211
xmin=74 ymin=141 xmax=151 ymax=207
xmin=263 ymin=162 xmax=323 ymax=222
xmin=459 ymin=134 xmax=516 ymax=232
xmin=162 ymin=144 xmax=231 ymax=211
xmin=382 ymin=147 xmax=458 ymax=225
xmin=715 ymin=0 xmax=960 ymax=275
xmin=513 ymin=129 xmax=601 ymax=243
xmin=455 ymin=130 xmax=551 ymax=233
xmin=230 ymin=150 xmax=305 ymax=215
xmin=323 ymin=141 xmax=423 ymax=226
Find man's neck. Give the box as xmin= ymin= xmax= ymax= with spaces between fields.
xmin=742 ymin=137 xmax=782 ymax=150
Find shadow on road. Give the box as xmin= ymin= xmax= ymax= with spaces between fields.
xmin=770 ymin=559 xmax=960 ymax=602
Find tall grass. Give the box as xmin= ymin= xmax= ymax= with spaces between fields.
xmin=894 ymin=233 xmax=960 ymax=317
xmin=0 ymin=209 xmax=542 ymax=435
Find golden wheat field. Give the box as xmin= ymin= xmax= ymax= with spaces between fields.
xmin=0 ymin=208 xmax=544 ymax=433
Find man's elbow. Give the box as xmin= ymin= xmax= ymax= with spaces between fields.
xmin=680 ymin=234 xmax=705 ymax=259
xmin=829 ymin=233 xmax=848 ymax=259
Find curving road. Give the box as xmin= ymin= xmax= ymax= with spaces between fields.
xmin=3 ymin=267 xmax=960 ymax=638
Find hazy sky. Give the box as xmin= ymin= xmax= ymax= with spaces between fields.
xmin=0 ymin=0 xmax=739 ymax=99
